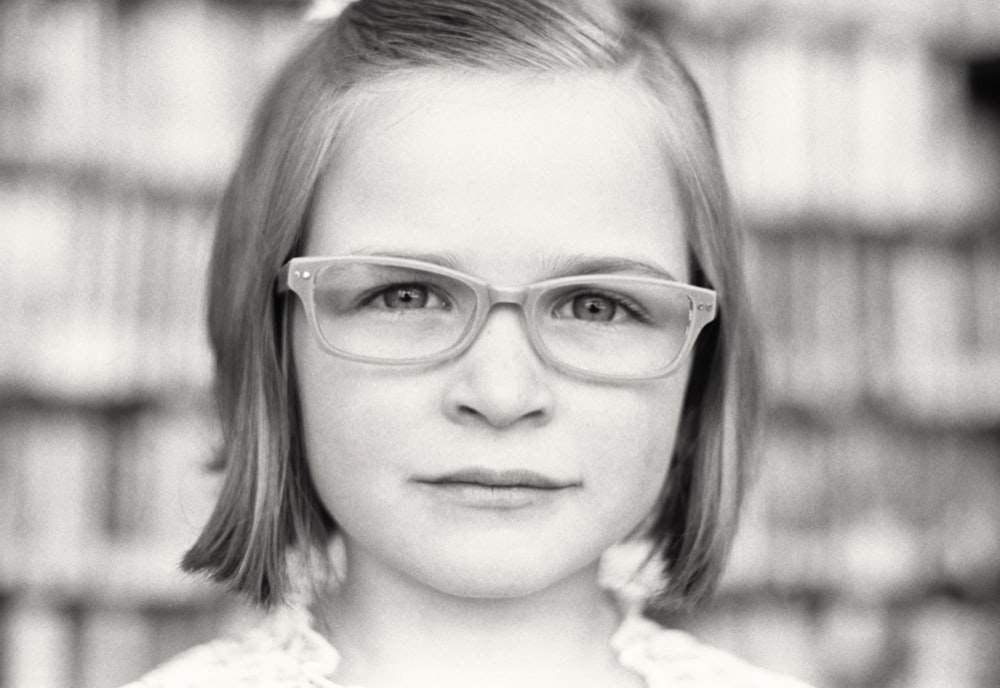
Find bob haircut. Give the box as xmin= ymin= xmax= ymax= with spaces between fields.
xmin=183 ymin=0 xmax=760 ymax=611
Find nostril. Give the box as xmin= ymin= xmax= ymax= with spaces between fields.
xmin=457 ymin=404 xmax=483 ymax=419
xmin=454 ymin=402 xmax=548 ymax=429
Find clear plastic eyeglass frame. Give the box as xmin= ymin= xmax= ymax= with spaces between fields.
xmin=277 ymin=255 xmax=718 ymax=382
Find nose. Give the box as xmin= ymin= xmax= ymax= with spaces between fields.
xmin=441 ymin=306 xmax=554 ymax=429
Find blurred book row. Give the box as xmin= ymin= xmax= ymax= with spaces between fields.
xmin=747 ymin=232 xmax=1000 ymax=426
xmin=0 ymin=178 xmax=215 ymax=402
xmin=683 ymin=32 xmax=1000 ymax=229
xmin=3 ymin=594 xmax=255 ymax=688
xmin=0 ymin=0 xmax=310 ymax=195
xmin=709 ymin=418 xmax=1000 ymax=687
xmin=672 ymin=0 xmax=1000 ymax=52
xmin=727 ymin=419 xmax=1000 ymax=599
xmin=0 ymin=0 xmax=998 ymax=687
xmin=683 ymin=594 xmax=1000 ymax=688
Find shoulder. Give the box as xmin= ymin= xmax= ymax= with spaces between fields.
xmin=121 ymin=606 xmax=342 ymax=688
xmin=611 ymin=613 xmax=816 ymax=688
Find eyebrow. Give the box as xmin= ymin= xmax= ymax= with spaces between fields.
xmin=541 ymin=254 xmax=678 ymax=282
xmin=349 ymin=249 xmax=679 ymax=282
xmin=349 ymin=249 xmax=464 ymax=271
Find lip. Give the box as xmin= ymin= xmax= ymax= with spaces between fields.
xmin=413 ymin=469 xmax=580 ymax=509
xmin=415 ymin=468 xmax=578 ymax=490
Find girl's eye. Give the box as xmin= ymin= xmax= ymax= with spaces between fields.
xmin=553 ymin=291 xmax=647 ymax=324
xmin=570 ymin=294 xmax=617 ymax=322
xmin=373 ymin=284 xmax=447 ymax=310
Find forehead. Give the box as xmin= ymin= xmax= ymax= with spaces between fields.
xmin=309 ymin=70 xmax=689 ymax=283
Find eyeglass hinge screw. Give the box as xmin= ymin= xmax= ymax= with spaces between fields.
xmin=302 ymin=271 xmax=311 ymax=279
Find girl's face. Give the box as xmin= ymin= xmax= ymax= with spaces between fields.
xmin=294 ymin=72 xmax=692 ymax=599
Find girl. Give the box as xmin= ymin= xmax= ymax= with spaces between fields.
xmin=129 ymin=1 xmax=813 ymax=686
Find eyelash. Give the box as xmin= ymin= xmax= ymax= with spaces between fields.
xmin=358 ymin=282 xmax=452 ymax=310
xmin=552 ymin=288 xmax=653 ymax=324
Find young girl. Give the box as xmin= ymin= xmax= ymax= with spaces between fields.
xmin=129 ymin=1 xmax=813 ymax=686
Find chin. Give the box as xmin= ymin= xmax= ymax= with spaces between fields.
xmin=405 ymin=545 xmax=598 ymax=601
xmin=425 ymin=569 xmax=564 ymax=600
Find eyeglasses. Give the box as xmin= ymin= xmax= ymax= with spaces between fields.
xmin=277 ymin=256 xmax=717 ymax=382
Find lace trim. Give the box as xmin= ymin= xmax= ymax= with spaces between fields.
xmin=127 ymin=603 xmax=813 ymax=688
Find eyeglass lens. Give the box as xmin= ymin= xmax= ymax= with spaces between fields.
xmin=311 ymin=261 xmax=693 ymax=376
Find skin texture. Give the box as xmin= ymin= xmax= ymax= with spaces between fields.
xmin=293 ymin=71 xmax=693 ymax=687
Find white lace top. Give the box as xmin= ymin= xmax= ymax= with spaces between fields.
xmin=123 ymin=603 xmax=815 ymax=688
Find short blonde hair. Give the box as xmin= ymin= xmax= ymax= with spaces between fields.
xmin=183 ymin=0 xmax=760 ymax=611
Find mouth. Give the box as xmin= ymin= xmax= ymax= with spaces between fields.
xmin=413 ymin=469 xmax=580 ymax=509
xmin=415 ymin=468 xmax=578 ymax=490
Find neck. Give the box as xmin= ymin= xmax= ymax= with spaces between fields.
xmin=315 ymin=545 xmax=636 ymax=688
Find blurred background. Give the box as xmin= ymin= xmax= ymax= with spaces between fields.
xmin=1 ymin=0 xmax=999 ymax=686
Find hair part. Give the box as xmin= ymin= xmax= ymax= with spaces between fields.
xmin=184 ymin=0 xmax=760 ymax=611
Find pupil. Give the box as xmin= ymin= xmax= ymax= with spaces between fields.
xmin=386 ymin=285 xmax=427 ymax=308
xmin=573 ymin=295 xmax=614 ymax=322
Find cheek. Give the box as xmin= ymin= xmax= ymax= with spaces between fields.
xmin=293 ymin=308 xmax=422 ymax=454
xmin=588 ymin=362 xmax=689 ymax=466
xmin=292 ymin=335 xmax=409 ymax=520
xmin=572 ymin=377 xmax=688 ymax=528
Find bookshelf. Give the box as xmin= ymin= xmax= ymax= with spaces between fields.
xmin=671 ymin=9 xmax=1000 ymax=688
xmin=1 ymin=1 xmax=998 ymax=687
xmin=0 ymin=2 xmax=311 ymax=686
